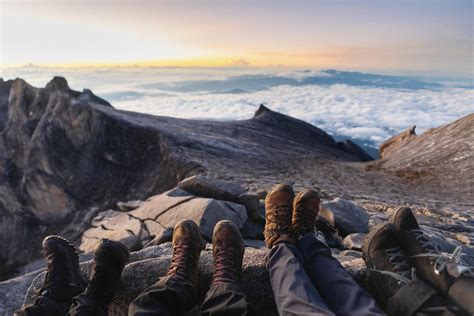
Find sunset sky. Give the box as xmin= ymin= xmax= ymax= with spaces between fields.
xmin=1 ymin=0 xmax=472 ymax=75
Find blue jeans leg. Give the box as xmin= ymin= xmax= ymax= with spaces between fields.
xmin=266 ymin=242 xmax=335 ymax=316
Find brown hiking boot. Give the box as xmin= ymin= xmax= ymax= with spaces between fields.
xmin=389 ymin=207 xmax=454 ymax=294
xmin=166 ymin=220 xmax=203 ymax=291
xmin=210 ymin=220 xmax=245 ymax=287
xmin=362 ymin=223 xmax=412 ymax=309
xmin=264 ymin=183 xmax=295 ymax=248
xmin=39 ymin=236 xmax=88 ymax=302
xmin=292 ymin=188 xmax=321 ymax=239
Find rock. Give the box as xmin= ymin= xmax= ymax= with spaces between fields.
xmin=455 ymin=233 xmax=471 ymax=245
xmin=339 ymin=250 xmax=363 ymax=258
xmin=336 ymin=140 xmax=374 ymax=162
xmin=80 ymin=211 xmax=146 ymax=253
xmin=130 ymin=188 xmax=248 ymax=241
xmin=241 ymin=220 xmax=264 ymax=239
xmin=144 ymin=227 xmax=173 ymax=247
xmin=177 ymin=176 xmax=262 ymax=222
xmin=243 ymin=239 xmax=266 ymax=249
xmin=342 ymin=233 xmax=367 ymax=250
xmin=379 ymin=126 xmax=417 ymax=159
xmin=320 ymin=198 xmax=369 ymax=236
xmin=257 ymin=190 xmax=268 ymax=200
xmin=117 ymin=200 xmax=145 ymax=212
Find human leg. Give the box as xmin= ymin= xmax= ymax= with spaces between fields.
xmin=128 ymin=219 xmax=202 ymax=316
xmin=292 ymin=188 xmax=384 ymax=315
xmin=14 ymin=236 xmax=87 ymax=316
xmin=201 ymin=220 xmax=248 ymax=316
xmin=264 ymin=184 xmax=334 ymax=316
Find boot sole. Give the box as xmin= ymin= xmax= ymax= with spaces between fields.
xmin=43 ymin=235 xmax=88 ymax=288
xmin=361 ymin=224 xmax=389 ymax=269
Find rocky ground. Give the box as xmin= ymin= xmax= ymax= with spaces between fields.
xmin=0 ymin=77 xmax=472 ymax=315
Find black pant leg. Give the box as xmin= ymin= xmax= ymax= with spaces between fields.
xmin=14 ymin=296 xmax=70 ymax=316
xmin=128 ymin=275 xmax=198 ymax=316
xmin=68 ymin=294 xmax=108 ymax=316
xmin=201 ymin=283 xmax=248 ymax=316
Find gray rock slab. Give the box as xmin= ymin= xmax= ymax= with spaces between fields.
xmin=320 ymin=198 xmax=369 ymax=236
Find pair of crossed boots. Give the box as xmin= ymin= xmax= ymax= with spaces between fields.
xmin=363 ymin=207 xmax=474 ymax=315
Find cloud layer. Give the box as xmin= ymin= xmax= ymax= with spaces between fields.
xmin=2 ymin=67 xmax=472 ymax=154
xmin=113 ymin=83 xmax=473 ymax=149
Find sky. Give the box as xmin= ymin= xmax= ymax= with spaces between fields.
xmin=1 ymin=0 xmax=473 ymax=75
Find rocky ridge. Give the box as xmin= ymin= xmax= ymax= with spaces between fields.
xmin=0 ymin=77 xmax=472 ymax=315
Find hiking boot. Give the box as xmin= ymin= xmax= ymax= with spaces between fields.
xmin=292 ymin=188 xmax=321 ymax=239
xmin=389 ymin=206 xmax=454 ymax=293
xmin=166 ymin=220 xmax=203 ymax=291
xmin=83 ymin=239 xmax=130 ymax=305
xmin=210 ymin=220 xmax=245 ymax=287
xmin=264 ymin=183 xmax=295 ymax=248
xmin=362 ymin=223 xmax=412 ymax=308
xmin=39 ymin=235 xmax=87 ymax=302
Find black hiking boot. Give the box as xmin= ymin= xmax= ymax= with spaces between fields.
xmin=38 ymin=235 xmax=87 ymax=302
xmin=210 ymin=220 xmax=245 ymax=287
xmin=389 ymin=206 xmax=454 ymax=293
xmin=264 ymin=184 xmax=295 ymax=248
xmin=362 ymin=223 xmax=412 ymax=309
xmin=83 ymin=239 xmax=130 ymax=305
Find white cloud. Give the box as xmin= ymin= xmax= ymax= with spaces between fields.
xmin=2 ymin=67 xmax=472 ymax=148
xmin=113 ymin=84 xmax=473 ymax=147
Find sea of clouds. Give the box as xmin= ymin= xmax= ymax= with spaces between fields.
xmin=1 ymin=67 xmax=472 ymax=156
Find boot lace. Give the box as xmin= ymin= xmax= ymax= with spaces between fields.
xmin=212 ymin=247 xmax=237 ymax=285
xmin=267 ymin=205 xmax=292 ymax=232
xmin=371 ymin=247 xmax=412 ymax=286
xmin=293 ymin=207 xmax=315 ymax=233
xmin=411 ymin=243 xmax=471 ymax=276
xmin=167 ymin=244 xmax=191 ymax=280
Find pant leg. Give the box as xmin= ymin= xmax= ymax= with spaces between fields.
xmin=297 ymin=232 xmax=385 ymax=316
xmin=128 ymin=275 xmax=197 ymax=316
xmin=14 ymin=296 xmax=70 ymax=316
xmin=68 ymin=294 xmax=108 ymax=316
xmin=201 ymin=283 xmax=248 ymax=316
xmin=266 ymin=242 xmax=335 ymax=316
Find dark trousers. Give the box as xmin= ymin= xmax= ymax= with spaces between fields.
xmin=128 ymin=275 xmax=248 ymax=316
xmin=267 ymin=232 xmax=385 ymax=316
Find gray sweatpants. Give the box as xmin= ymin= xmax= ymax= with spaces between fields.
xmin=267 ymin=232 xmax=385 ymax=316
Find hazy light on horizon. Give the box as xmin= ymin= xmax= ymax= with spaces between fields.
xmin=0 ymin=0 xmax=472 ymax=75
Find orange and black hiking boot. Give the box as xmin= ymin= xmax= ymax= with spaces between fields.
xmin=292 ymin=188 xmax=321 ymax=239
xmin=264 ymin=184 xmax=295 ymax=248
